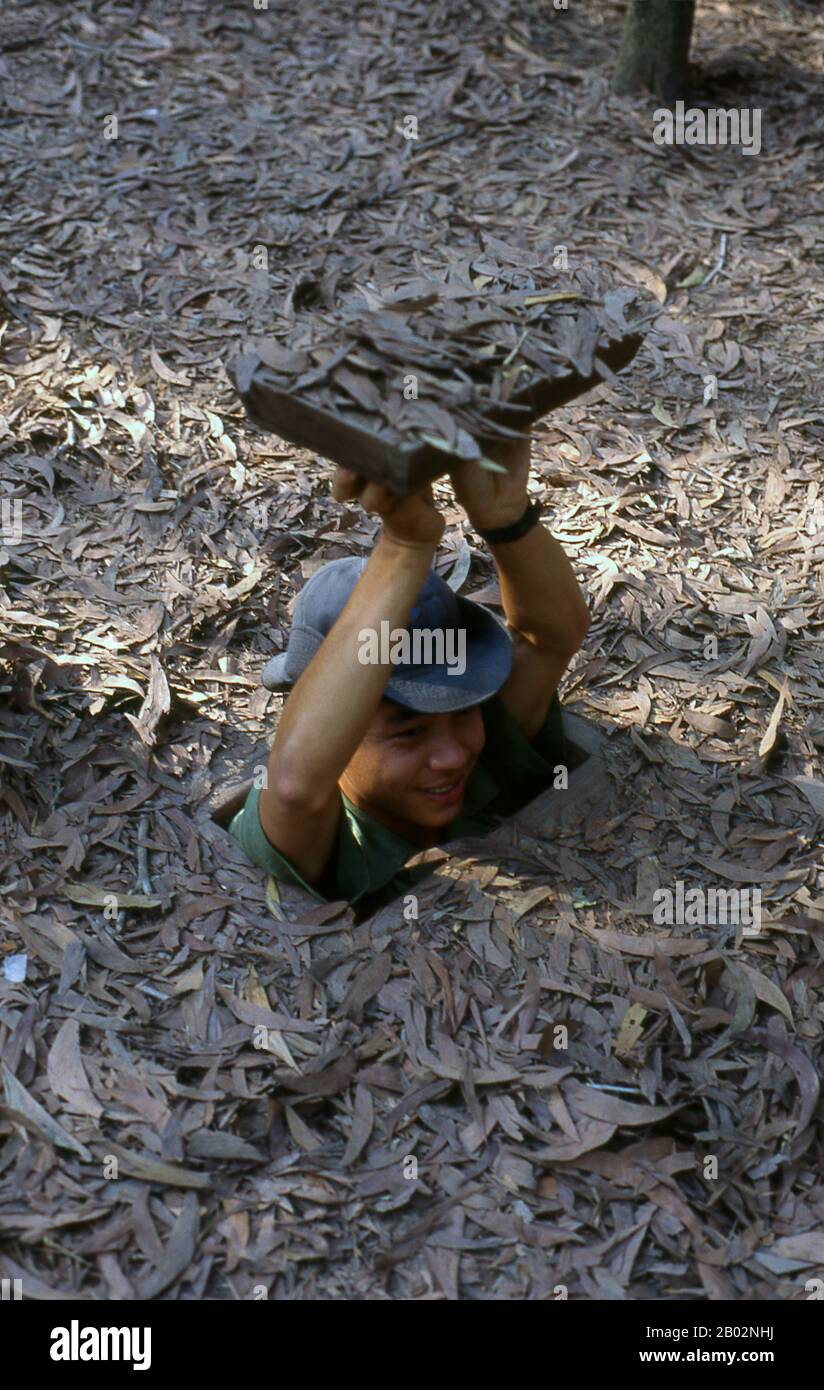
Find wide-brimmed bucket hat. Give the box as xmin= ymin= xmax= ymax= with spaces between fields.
xmin=261 ymin=556 xmax=512 ymax=713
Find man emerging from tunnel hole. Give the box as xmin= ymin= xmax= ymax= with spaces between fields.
xmin=228 ymin=434 xmax=592 ymax=916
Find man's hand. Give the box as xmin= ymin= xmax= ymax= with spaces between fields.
xmin=332 ymin=466 xmax=445 ymax=548
xmin=448 ymin=431 xmax=531 ymax=532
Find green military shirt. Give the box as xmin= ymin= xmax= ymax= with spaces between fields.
xmin=227 ymin=694 xmax=569 ymax=916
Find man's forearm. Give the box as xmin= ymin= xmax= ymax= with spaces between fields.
xmin=450 ymin=433 xmax=589 ymax=656
xmin=266 ymin=532 xmax=435 ymax=805
xmin=490 ymin=521 xmax=591 ymax=655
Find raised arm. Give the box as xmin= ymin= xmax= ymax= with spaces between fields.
xmin=450 ymin=434 xmax=591 ymax=740
xmin=258 ymin=472 xmax=443 ymax=883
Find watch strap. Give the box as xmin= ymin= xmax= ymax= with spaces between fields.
xmin=476 ymin=499 xmax=541 ymax=544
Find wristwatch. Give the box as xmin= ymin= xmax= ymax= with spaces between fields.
xmin=476 ymin=499 xmax=541 ymax=544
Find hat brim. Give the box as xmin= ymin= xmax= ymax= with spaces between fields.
xmin=261 ymin=652 xmax=292 ymax=691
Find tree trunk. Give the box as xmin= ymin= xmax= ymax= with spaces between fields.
xmin=612 ymin=0 xmax=696 ymax=102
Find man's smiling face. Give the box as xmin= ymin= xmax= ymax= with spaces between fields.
xmin=339 ymin=698 xmax=486 ymax=844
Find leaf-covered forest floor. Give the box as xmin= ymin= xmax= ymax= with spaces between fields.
xmin=1 ymin=0 xmax=822 ymax=1300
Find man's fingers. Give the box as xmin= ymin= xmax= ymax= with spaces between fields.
xmin=331 ymin=466 xmax=364 ymax=502
xmin=359 ymin=481 xmax=396 ymax=514
xmin=332 ymin=467 xmax=427 ymax=523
